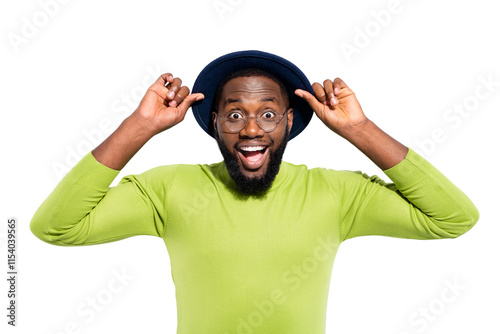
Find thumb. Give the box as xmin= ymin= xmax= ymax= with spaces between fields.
xmin=177 ymin=93 xmax=205 ymax=114
xmin=295 ymin=89 xmax=322 ymax=111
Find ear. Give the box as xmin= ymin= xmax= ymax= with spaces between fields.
xmin=286 ymin=108 xmax=293 ymax=133
xmin=212 ymin=111 xmax=218 ymax=132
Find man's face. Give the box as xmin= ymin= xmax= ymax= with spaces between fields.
xmin=212 ymin=76 xmax=293 ymax=195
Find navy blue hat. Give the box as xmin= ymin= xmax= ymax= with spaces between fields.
xmin=192 ymin=50 xmax=314 ymax=140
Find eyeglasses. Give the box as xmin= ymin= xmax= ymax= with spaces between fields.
xmin=216 ymin=109 xmax=289 ymax=133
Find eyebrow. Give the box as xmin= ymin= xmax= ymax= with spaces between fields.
xmin=224 ymin=98 xmax=241 ymax=106
xmin=260 ymin=97 xmax=278 ymax=103
xmin=223 ymin=96 xmax=278 ymax=106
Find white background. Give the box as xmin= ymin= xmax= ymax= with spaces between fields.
xmin=1 ymin=0 xmax=499 ymax=333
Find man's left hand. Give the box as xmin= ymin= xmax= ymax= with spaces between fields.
xmin=295 ymin=78 xmax=368 ymax=138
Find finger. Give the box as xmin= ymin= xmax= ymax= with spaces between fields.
xmin=295 ymin=89 xmax=323 ymax=112
xmin=176 ymin=93 xmax=205 ymax=114
xmin=154 ymin=73 xmax=173 ymax=87
xmin=168 ymin=86 xmax=190 ymax=107
xmin=312 ymin=82 xmax=328 ymax=105
xmin=323 ymin=79 xmax=337 ymax=106
xmin=333 ymin=77 xmax=352 ymax=97
xmin=166 ymin=77 xmax=183 ymax=100
xmin=149 ymin=74 xmax=174 ymax=101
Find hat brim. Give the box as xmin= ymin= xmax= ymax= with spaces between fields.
xmin=191 ymin=50 xmax=314 ymax=140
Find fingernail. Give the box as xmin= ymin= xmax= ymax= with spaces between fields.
xmin=169 ymin=100 xmax=177 ymax=107
xmin=168 ymin=91 xmax=175 ymax=99
xmin=330 ymin=98 xmax=337 ymax=105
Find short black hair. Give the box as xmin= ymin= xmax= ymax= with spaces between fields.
xmin=212 ymin=68 xmax=290 ymax=113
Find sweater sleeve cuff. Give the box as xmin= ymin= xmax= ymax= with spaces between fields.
xmin=383 ymin=148 xmax=429 ymax=186
xmin=67 ymin=151 xmax=121 ymax=191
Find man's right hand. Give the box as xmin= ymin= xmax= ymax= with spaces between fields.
xmin=92 ymin=73 xmax=204 ymax=170
xmin=132 ymin=73 xmax=205 ymax=137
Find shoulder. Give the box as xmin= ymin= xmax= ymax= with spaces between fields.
xmin=120 ymin=162 xmax=225 ymax=188
xmin=280 ymin=161 xmax=389 ymax=192
xmin=280 ymin=161 xmax=360 ymax=181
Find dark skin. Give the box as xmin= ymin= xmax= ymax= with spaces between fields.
xmin=92 ymin=73 xmax=204 ymax=170
xmin=211 ymin=76 xmax=293 ymax=179
xmin=92 ymin=73 xmax=407 ymax=173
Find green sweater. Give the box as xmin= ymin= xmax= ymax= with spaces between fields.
xmin=31 ymin=148 xmax=479 ymax=334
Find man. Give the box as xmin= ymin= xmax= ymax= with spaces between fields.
xmin=31 ymin=50 xmax=479 ymax=334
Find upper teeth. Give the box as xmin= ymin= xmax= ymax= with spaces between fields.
xmin=240 ymin=146 xmax=266 ymax=152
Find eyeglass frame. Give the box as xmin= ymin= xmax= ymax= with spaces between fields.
xmin=213 ymin=108 xmax=292 ymax=133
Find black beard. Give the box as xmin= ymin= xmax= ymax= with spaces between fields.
xmin=215 ymin=127 xmax=289 ymax=196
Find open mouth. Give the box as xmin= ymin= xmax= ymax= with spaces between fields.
xmin=237 ymin=145 xmax=269 ymax=171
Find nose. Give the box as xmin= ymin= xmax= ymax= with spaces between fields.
xmin=239 ymin=116 xmax=264 ymax=138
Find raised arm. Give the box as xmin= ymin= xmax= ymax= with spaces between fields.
xmin=30 ymin=74 xmax=204 ymax=245
xmin=295 ymin=77 xmax=407 ymax=170
xmin=93 ymin=73 xmax=204 ymax=169
xmin=296 ymin=78 xmax=479 ymax=239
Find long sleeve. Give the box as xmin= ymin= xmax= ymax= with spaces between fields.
xmin=30 ymin=152 xmax=170 ymax=246
xmin=334 ymin=148 xmax=480 ymax=241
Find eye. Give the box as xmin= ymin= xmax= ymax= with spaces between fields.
xmin=261 ymin=110 xmax=277 ymax=119
xmin=227 ymin=112 xmax=244 ymax=120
